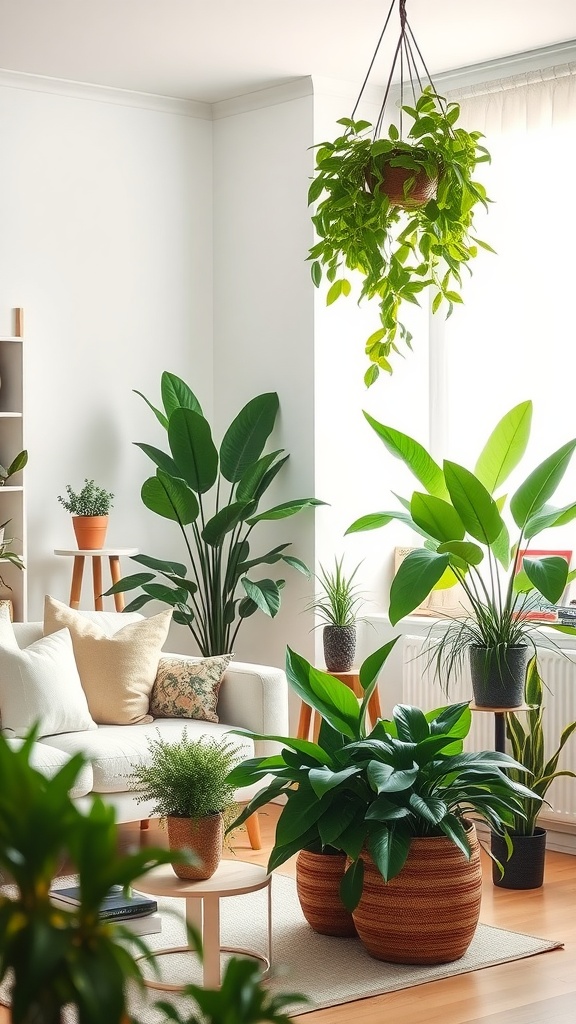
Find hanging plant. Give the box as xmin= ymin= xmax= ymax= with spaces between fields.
xmin=307 ymin=0 xmax=493 ymax=386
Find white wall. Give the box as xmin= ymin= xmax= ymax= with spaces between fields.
xmin=0 ymin=81 xmax=213 ymax=633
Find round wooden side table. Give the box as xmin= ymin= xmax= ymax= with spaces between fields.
xmin=134 ymin=860 xmax=272 ymax=990
xmin=54 ymin=547 xmax=138 ymax=612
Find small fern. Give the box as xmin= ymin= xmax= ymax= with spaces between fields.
xmin=127 ymin=730 xmax=243 ymax=819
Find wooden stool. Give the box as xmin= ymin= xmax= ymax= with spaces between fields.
xmin=54 ymin=547 xmax=139 ymax=612
xmin=296 ymin=669 xmax=383 ymax=741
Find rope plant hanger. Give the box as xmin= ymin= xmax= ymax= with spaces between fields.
xmin=308 ymin=0 xmax=493 ymax=387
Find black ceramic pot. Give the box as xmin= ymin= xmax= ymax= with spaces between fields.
xmin=468 ymin=644 xmax=528 ymax=709
xmin=491 ymin=827 xmax=547 ymax=889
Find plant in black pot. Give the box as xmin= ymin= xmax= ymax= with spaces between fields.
xmin=347 ymin=400 xmax=576 ymax=708
xmin=227 ymin=646 xmax=540 ymax=964
xmin=306 ymin=556 xmax=365 ymax=672
xmin=491 ymin=655 xmax=576 ymax=890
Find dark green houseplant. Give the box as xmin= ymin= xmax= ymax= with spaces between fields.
xmin=308 ymin=88 xmax=492 ymax=385
xmin=347 ymin=400 xmax=576 ymax=706
xmin=106 ymin=372 xmax=324 ymax=656
xmin=491 ymin=655 xmax=576 ymax=889
xmin=227 ymin=646 xmax=538 ymax=960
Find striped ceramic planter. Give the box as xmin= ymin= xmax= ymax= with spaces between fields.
xmin=296 ymin=849 xmax=357 ymax=937
xmin=352 ymin=822 xmax=482 ymax=964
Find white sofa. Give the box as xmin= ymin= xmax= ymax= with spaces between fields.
xmin=4 ymin=613 xmax=290 ymax=846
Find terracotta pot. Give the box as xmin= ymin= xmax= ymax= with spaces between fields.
xmin=296 ymin=849 xmax=357 ymax=936
xmin=72 ymin=515 xmax=109 ymax=550
xmin=167 ymin=812 xmax=223 ymax=880
xmin=366 ymin=152 xmax=439 ymax=209
xmin=352 ymin=823 xmax=482 ymax=964
xmin=468 ymin=644 xmax=528 ymax=709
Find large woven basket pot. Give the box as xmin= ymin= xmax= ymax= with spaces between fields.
xmin=167 ymin=812 xmax=223 ymax=880
xmin=296 ymin=849 xmax=357 ymax=937
xmin=365 ymin=152 xmax=439 ymax=209
xmin=352 ymin=823 xmax=482 ymax=964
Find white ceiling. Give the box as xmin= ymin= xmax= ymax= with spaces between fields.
xmin=0 ymin=0 xmax=575 ymax=104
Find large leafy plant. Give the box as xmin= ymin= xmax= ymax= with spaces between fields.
xmin=227 ymin=647 xmax=537 ymax=910
xmin=107 ymin=372 xmax=323 ymax=656
xmin=347 ymin=400 xmax=576 ymax=680
xmin=505 ymin=655 xmax=576 ymax=836
xmin=308 ymin=88 xmax=492 ymax=385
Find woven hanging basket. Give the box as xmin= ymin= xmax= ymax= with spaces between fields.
xmin=167 ymin=812 xmax=223 ymax=880
xmin=365 ymin=154 xmax=439 ymax=210
xmin=296 ymin=849 xmax=357 ymax=937
xmin=352 ymin=822 xmax=482 ymax=964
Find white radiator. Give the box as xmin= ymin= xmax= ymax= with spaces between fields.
xmin=402 ymin=635 xmax=576 ymax=826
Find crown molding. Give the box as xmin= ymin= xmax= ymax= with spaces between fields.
xmin=211 ymin=77 xmax=313 ymax=120
xmin=0 ymin=68 xmax=211 ymax=119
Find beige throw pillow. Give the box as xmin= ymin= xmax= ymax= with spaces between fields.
xmin=43 ymin=596 xmax=172 ymax=725
xmin=149 ymin=654 xmax=233 ymax=723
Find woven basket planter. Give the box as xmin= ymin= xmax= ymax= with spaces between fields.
xmin=365 ymin=153 xmax=439 ymax=210
xmin=352 ymin=822 xmax=482 ymax=964
xmin=167 ymin=812 xmax=223 ymax=880
xmin=296 ymin=849 xmax=357 ymax=937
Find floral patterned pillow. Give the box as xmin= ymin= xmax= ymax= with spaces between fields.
xmin=149 ymin=654 xmax=233 ymax=723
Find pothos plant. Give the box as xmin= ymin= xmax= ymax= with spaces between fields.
xmin=308 ymin=88 xmax=493 ymax=385
xmin=106 ymin=372 xmax=324 ymax=656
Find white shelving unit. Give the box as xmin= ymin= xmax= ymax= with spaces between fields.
xmin=0 ymin=308 xmax=26 ymax=620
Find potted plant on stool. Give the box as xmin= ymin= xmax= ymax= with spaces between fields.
xmin=491 ymin=654 xmax=576 ymax=889
xmin=347 ymin=400 xmax=576 ymax=708
xmin=306 ymin=556 xmax=365 ymax=672
xmin=127 ymin=730 xmax=243 ymax=880
xmin=57 ymin=478 xmax=114 ymax=550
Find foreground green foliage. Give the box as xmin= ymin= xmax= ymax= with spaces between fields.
xmin=308 ymin=89 xmax=492 ymax=385
xmin=347 ymin=400 xmax=576 ymax=683
xmin=57 ymin=478 xmax=114 ymax=516
xmin=227 ymin=648 xmax=538 ymax=910
xmin=0 ymin=449 xmax=27 ymax=487
xmin=506 ymin=656 xmax=576 ymax=835
xmin=106 ymin=372 xmax=324 ymax=655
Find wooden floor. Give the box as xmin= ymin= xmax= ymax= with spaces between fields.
xmin=3 ymin=806 xmax=574 ymax=1024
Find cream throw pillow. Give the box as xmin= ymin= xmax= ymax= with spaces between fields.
xmin=149 ymin=653 xmax=233 ymax=722
xmin=0 ymin=621 xmax=97 ymax=738
xmin=43 ymin=596 xmax=172 ymax=725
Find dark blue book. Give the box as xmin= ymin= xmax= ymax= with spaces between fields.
xmin=49 ymin=884 xmax=157 ymax=919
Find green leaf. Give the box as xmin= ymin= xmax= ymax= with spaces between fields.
xmin=368 ymin=825 xmax=411 ymax=882
xmin=161 ymin=371 xmax=203 ymax=417
xmin=389 ymin=548 xmax=450 ymax=624
xmin=326 ymin=279 xmax=351 ymax=305
xmin=220 ymin=393 xmax=279 ymax=483
xmin=275 ymin=786 xmax=326 ymax=845
xmin=308 ymin=765 xmax=359 ymax=798
xmin=133 ymin=389 xmax=168 ymax=430
xmin=444 ymin=461 xmax=504 ymax=544
xmin=142 ymin=583 xmax=186 ymax=606
xmin=510 ymin=440 xmax=576 ymax=529
xmin=131 ymin=553 xmax=188 ymax=576
xmin=474 ymin=401 xmax=532 ymax=493
xmin=282 ymin=554 xmax=311 ymax=576
xmin=524 ymin=501 xmax=576 ymax=540
xmin=168 ymin=407 xmax=219 ymax=493
xmin=247 ymin=498 xmax=325 ymax=524
xmin=408 ymin=793 xmax=447 ymax=824
xmin=367 ymin=761 xmax=418 ymax=793
xmin=437 ymin=540 xmax=484 ymax=566
xmin=236 ymin=450 xmax=284 ymax=502
xmin=141 ymin=471 xmax=199 ymax=524
xmin=394 ymin=704 xmax=430 ymax=743
xmin=285 ymin=648 xmax=361 ymax=739
xmin=133 ymin=442 xmax=180 ymax=477
xmin=103 ymin=571 xmax=154 ymax=595
xmin=410 ymin=492 xmax=465 ymax=542
xmin=340 ymin=858 xmax=364 ymax=912
xmin=241 ymin=578 xmax=282 ymax=617
xmin=202 ymin=501 xmax=251 ymax=546
xmin=345 ymin=512 xmax=392 ymax=534
xmin=522 ymin=556 xmax=569 ymax=604
xmin=364 ymin=414 xmax=447 ymax=497
xmin=311 ymin=260 xmax=322 ymax=286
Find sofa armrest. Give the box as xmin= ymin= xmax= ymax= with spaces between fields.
xmin=159 ymin=654 xmax=290 ymax=757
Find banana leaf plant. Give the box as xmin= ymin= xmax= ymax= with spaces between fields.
xmin=226 ymin=644 xmax=539 ymax=910
xmin=505 ymin=655 xmax=576 ymax=835
xmin=105 ymin=372 xmax=324 ymax=656
xmin=347 ymin=400 xmax=576 ymax=684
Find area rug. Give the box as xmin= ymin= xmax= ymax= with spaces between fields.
xmin=0 ymin=874 xmax=563 ymax=1020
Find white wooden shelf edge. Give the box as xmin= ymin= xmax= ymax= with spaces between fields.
xmin=0 ymin=336 xmax=23 ymax=344
xmin=0 ymin=412 xmax=23 ymax=419
xmin=0 ymin=486 xmax=24 ymax=493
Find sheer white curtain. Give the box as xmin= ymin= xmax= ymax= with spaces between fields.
xmin=432 ymin=65 xmax=576 ymax=522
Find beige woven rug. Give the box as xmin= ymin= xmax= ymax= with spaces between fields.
xmin=1 ymin=874 xmax=563 ymax=1019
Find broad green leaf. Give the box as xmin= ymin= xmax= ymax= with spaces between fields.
xmin=368 ymin=825 xmax=411 ymax=881
xmin=367 ymin=761 xmax=418 ymax=793
xmin=308 ymin=765 xmax=359 ymax=798
xmin=437 ymin=540 xmax=484 ymax=566
xmin=282 ymin=555 xmax=311 ymax=576
xmin=247 ymin=498 xmax=325 ymax=524
xmin=220 ymin=393 xmax=279 ymax=483
xmin=408 ymin=793 xmax=447 ymax=824
xmin=524 ymin=501 xmax=576 ymax=540
xmin=340 ymin=858 xmax=364 ymax=911
xmin=286 ymin=648 xmax=361 ymax=739
xmin=142 ymin=583 xmax=186 ymax=605
xmin=444 ymin=461 xmax=504 ymax=544
xmin=318 ymin=799 xmax=358 ymax=846
xmin=236 ymin=450 xmax=284 ymax=502
xmin=275 ymin=785 xmax=326 ymax=845
xmin=363 ymin=414 xmax=447 ymax=498
xmin=103 ymin=571 xmax=154 ymax=595
xmin=241 ymin=578 xmax=282 ymax=617
xmin=510 ymin=440 xmax=576 ymax=529
xmin=389 ymin=548 xmax=450 ymax=624
xmin=141 ymin=472 xmax=199 ymax=524
xmin=365 ymin=796 xmax=411 ymax=822
xmin=161 ymin=371 xmax=203 ymax=417
xmin=133 ymin=389 xmax=168 ymax=430
xmin=522 ymin=556 xmax=569 ymax=604
xmin=133 ymin=442 xmax=180 ymax=477
xmin=202 ymin=501 xmax=251 ymax=546
xmin=131 ymin=553 xmax=188 ymax=577
xmin=410 ymin=492 xmax=465 ymax=543
xmin=237 ymin=543 xmax=290 ymax=573
xmin=393 ymin=704 xmax=430 ymax=743
xmin=474 ymin=401 xmax=532 ymax=493
xmin=358 ymin=638 xmax=400 ymax=730
xmin=326 ymin=278 xmax=351 ymax=304
xmin=168 ymin=408 xmax=219 ymax=494
xmin=345 ymin=512 xmax=392 ymax=533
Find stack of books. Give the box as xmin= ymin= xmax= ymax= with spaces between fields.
xmin=49 ymin=883 xmax=162 ymax=935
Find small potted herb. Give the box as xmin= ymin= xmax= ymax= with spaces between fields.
xmin=306 ymin=556 xmax=365 ymax=672
xmin=57 ymin=478 xmax=114 ymax=549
